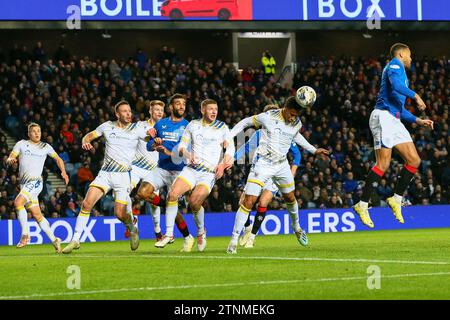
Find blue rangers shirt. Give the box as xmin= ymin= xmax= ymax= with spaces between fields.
xmin=375 ymin=57 xmax=417 ymax=123
xmin=234 ymin=129 xmax=301 ymax=166
xmin=147 ymin=117 xmax=189 ymax=171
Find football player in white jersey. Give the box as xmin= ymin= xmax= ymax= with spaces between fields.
xmin=125 ymin=100 xmax=164 ymax=241
xmin=226 ymin=96 xmax=329 ymax=254
xmin=155 ymin=99 xmax=235 ymax=251
xmin=6 ymin=123 xmax=69 ymax=252
xmin=62 ymin=101 xmax=150 ymax=254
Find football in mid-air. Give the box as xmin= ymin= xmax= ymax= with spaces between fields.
xmin=295 ymin=86 xmax=316 ymax=108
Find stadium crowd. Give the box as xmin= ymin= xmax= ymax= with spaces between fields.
xmin=0 ymin=42 xmax=449 ymax=220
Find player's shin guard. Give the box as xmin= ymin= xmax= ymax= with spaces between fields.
xmin=251 ymin=206 xmax=267 ymax=235
xmin=165 ymin=201 xmax=178 ymax=237
xmin=150 ymin=204 xmax=161 ymax=234
xmin=73 ymin=209 xmax=90 ymax=242
xmin=193 ymin=206 xmax=205 ymax=235
xmin=361 ymin=165 xmax=384 ymax=204
xmin=16 ymin=206 xmax=29 ymax=236
xmin=36 ymin=216 xmax=56 ymax=242
xmin=286 ymin=200 xmax=300 ymax=231
xmin=232 ymin=205 xmax=251 ymax=242
xmin=394 ymin=165 xmax=417 ymax=201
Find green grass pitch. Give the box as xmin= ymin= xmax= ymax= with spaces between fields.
xmin=1 ymin=228 xmax=450 ymax=300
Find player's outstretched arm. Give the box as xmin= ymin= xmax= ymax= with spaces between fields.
xmin=53 ymin=155 xmax=69 ymax=185
xmin=81 ymin=131 xmax=99 ymax=151
xmin=294 ymin=132 xmax=330 ymax=156
xmin=416 ymin=118 xmax=434 ymax=130
xmin=230 ymin=115 xmax=259 ymax=138
xmin=6 ymin=151 xmax=18 ymax=166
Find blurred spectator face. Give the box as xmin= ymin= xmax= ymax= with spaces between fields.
xmin=51 ymin=212 xmax=59 ymax=218
xmin=115 ymin=103 xmax=132 ymax=124
xmin=28 ymin=125 xmax=41 ymax=143
xmin=225 ymin=204 xmax=232 ymax=212
xmin=67 ymin=186 xmax=73 ymax=193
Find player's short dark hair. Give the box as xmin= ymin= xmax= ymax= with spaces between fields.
xmin=169 ymin=93 xmax=186 ymax=106
xmin=284 ymin=96 xmax=302 ymax=111
xmin=390 ymin=43 xmax=409 ymax=58
xmin=114 ymin=100 xmax=130 ymax=113
xmin=201 ymin=99 xmax=217 ymax=109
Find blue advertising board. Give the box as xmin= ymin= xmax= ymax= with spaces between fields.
xmin=0 ymin=0 xmax=449 ymax=21
xmin=1 ymin=205 xmax=449 ymax=246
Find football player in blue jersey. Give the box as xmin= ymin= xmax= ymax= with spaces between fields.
xmin=137 ymin=94 xmax=195 ymax=252
xmin=353 ymin=43 xmax=434 ymax=228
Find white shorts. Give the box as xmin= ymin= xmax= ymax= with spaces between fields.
xmin=369 ymin=109 xmax=413 ymax=149
xmin=244 ymin=158 xmax=295 ymax=196
xmin=176 ymin=167 xmax=216 ymax=194
xmin=90 ymin=170 xmax=131 ymax=205
xmin=19 ymin=180 xmax=43 ymax=208
xmin=264 ymin=179 xmax=279 ymax=194
xmin=130 ymin=165 xmax=156 ymax=189
xmin=145 ymin=167 xmax=180 ymax=191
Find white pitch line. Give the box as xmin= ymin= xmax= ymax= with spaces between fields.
xmin=1 ymin=254 xmax=449 ymax=265
xmin=1 ymin=271 xmax=450 ymax=300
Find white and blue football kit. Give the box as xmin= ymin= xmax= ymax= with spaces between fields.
xmin=234 ymin=129 xmax=301 ymax=194
xmin=11 ymin=140 xmax=58 ymax=207
xmin=370 ymin=57 xmax=416 ymax=149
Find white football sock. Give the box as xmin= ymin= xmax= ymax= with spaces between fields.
xmin=193 ymin=206 xmax=205 ymax=235
xmin=165 ymin=200 xmax=178 ymax=237
xmin=73 ymin=209 xmax=90 ymax=242
xmin=150 ymin=204 xmax=161 ymax=234
xmin=286 ymin=200 xmax=301 ymax=232
xmin=231 ymin=205 xmax=251 ymax=243
xmin=37 ymin=216 xmax=56 ymax=242
xmin=16 ymin=206 xmax=29 ymax=236
xmin=393 ymin=193 xmax=403 ymax=204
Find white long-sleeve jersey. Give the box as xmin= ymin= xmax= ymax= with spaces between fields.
xmin=179 ymin=118 xmax=235 ymax=173
xmin=93 ymin=121 xmax=148 ymax=172
xmin=230 ymin=109 xmax=317 ymax=164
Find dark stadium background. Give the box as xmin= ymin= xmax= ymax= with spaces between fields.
xmin=0 ymin=21 xmax=449 ymax=220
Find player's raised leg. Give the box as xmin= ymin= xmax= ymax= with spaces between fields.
xmin=155 ymin=177 xmax=192 ymax=248
xmin=62 ymin=186 xmax=104 ymax=254
xmin=387 ymin=142 xmax=421 ymax=223
xmin=354 ymin=143 xmax=392 ymax=228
